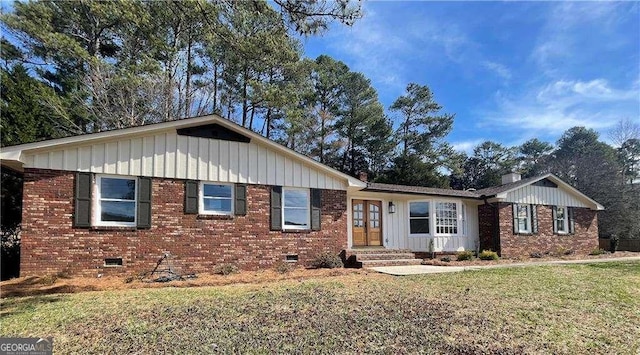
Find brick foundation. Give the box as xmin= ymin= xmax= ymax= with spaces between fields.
xmin=494 ymin=202 xmax=598 ymax=258
xmin=20 ymin=168 xmax=347 ymax=276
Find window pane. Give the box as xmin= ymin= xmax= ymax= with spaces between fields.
xmin=556 ymin=207 xmax=565 ymax=219
xmin=284 ymin=208 xmax=309 ymax=227
xmin=101 ymin=201 xmax=135 ymax=222
xmin=519 ymin=219 xmax=528 ymax=231
xmin=101 ymin=178 xmax=135 ymax=200
xmin=410 ymin=202 xmax=429 ymax=217
xmin=410 ymin=219 xmax=430 ymax=234
xmin=284 ymin=190 xmax=308 ymax=208
xmin=517 ymin=205 xmax=528 ymax=218
xmin=203 ymin=198 xmax=232 ymax=212
xmin=203 ymin=184 xmax=232 ymax=198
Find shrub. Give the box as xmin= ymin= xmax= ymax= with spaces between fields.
xmin=529 ymin=252 xmax=543 ymax=259
xmin=214 ymin=263 xmax=239 ymax=276
xmin=456 ymin=251 xmax=474 ymax=261
xmin=478 ymin=250 xmax=499 ymax=261
xmin=274 ymin=261 xmax=293 ymax=274
xmin=311 ymin=252 xmax=343 ymax=269
xmin=609 ymin=234 xmax=620 ymax=253
xmin=589 ymin=248 xmax=606 ymax=256
xmin=440 ymin=256 xmax=451 ymax=263
xmin=123 ymin=276 xmax=135 ymax=284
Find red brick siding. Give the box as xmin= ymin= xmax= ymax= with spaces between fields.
xmin=497 ymin=203 xmax=598 ymax=257
xmin=478 ymin=203 xmax=499 ymax=253
xmin=20 ymin=168 xmax=347 ymax=276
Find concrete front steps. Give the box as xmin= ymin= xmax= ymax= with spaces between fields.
xmin=345 ymin=248 xmax=424 ymax=268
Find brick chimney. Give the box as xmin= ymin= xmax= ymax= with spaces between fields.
xmin=358 ymin=172 xmax=368 ymax=182
xmin=501 ymin=172 xmax=521 ymax=185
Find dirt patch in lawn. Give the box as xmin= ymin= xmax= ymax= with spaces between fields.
xmin=421 ymin=251 xmax=640 ymax=266
xmin=0 ymin=267 xmax=367 ymax=298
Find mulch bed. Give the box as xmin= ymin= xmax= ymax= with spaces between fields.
xmin=420 ymin=251 xmax=640 ymax=266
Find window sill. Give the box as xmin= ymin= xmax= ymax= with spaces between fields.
xmin=90 ymin=226 xmax=138 ymax=231
xmin=516 ymin=232 xmax=535 ymax=236
xmin=282 ymin=229 xmax=311 ymax=233
xmin=196 ymin=214 xmax=234 ymax=220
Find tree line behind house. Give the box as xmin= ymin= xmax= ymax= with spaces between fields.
xmin=1 ymin=0 xmax=639 ymax=240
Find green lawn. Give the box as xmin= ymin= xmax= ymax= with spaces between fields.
xmin=2 ymin=262 xmax=639 ymax=354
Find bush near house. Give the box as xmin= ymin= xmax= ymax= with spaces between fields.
xmin=478 ymin=250 xmax=499 ymax=260
xmin=456 ymin=250 xmax=474 ymax=261
xmin=311 ymin=252 xmax=343 ymax=269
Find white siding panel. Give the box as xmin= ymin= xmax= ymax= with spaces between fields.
xmin=130 ymin=137 xmax=142 ymax=176
xmin=104 ymin=142 xmax=117 ymax=174
xmin=63 ymin=149 xmax=78 ymax=171
xmin=20 ymin=131 xmax=349 ymax=190
xmin=50 ymin=151 xmax=63 ymax=170
xmin=91 ymin=144 xmax=104 ymax=173
xmin=198 ymin=138 xmax=209 ymax=181
xmin=78 ymin=146 xmax=91 ymax=172
xmin=209 ymin=139 xmax=219 ymax=181
xmin=186 ymin=136 xmax=198 ymax=179
xmin=117 ymin=140 xmax=130 ymax=175
xmin=218 ymin=140 xmax=229 ymax=181
xmin=506 ymin=185 xmax=588 ymax=208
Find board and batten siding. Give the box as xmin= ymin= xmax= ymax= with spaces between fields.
xmin=22 ymin=132 xmax=347 ymax=190
xmin=347 ymin=192 xmax=479 ymax=252
xmin=505 ymin=185 xmax=590 ymax=208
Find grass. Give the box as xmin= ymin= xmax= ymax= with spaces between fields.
xmin=1 ymin=262 xmax=639 ymax=354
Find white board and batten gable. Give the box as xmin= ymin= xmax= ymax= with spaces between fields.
xmin=0 ymin=115 xmax=366 ymax=191
xmin=487 ymin=174 xmax=604 ymax=210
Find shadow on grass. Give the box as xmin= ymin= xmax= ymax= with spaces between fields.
xmin=0 ymin=294 xmax=66 ymax=318
xmin=1 ymin=276 xmax=98 ymax=298
xmin=584 ymin=261 xmax=640 ymax=271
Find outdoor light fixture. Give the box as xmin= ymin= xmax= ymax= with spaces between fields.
xmin=388 ymin=201 xmax=396 ymax=214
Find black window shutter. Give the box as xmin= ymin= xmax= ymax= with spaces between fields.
xmin=74 ymin=172 xmax=92 ymax=228
xmin=270 ymin=186 xmax=282 ymax=231
xmin=137 ymin=177 xmax=152 ymax=229
xmin=235 ymin=184 xmax=247 ymax=216
xmin=310 ymin=189 xmax=322 ymax=231
xmin=552 ymin=206 xmax=558 ymax=234
xmin=184 ymin=180 xmax=198 ymax=214
xmin=512 ymin=204 xmax=518 ymax=234
xmin=568 ymin=207 xmax=575 ymax=234
xmin=531 ymin=204 xmax=538 ymax=234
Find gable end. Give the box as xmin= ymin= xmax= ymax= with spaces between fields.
xmin=532 ymin=178 xmax=558 ymax=188
xmin=177 ymin=123 xmax=251 ymax=143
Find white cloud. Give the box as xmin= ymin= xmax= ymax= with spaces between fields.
xmin=482 ymin=61 xmax=512 ymax=81
xmin=452 ymin=139 xmax=485 ymax=154
xmin=481 ymin=79 xmax=639 ymax=135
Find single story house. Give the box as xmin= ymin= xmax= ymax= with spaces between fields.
xmin=0 ymin=114 xmax=604 ymax=276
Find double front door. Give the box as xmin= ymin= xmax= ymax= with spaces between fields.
xmin=352 ymin=200 xmax=382 ymax=246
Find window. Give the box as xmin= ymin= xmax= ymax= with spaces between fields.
xmin=200 ymin=183 xmax=233 ymax=215
xmin=435 ymin=202 xmax=458 ymax=235
xmin=104 ymin=258 xmax=123 ymax=267
xmin=409 ymin=202 xmax=430 ymax=235
xmin=96 ymin=176 xmax=137 ymax=226
xmin=282 ymin=188 xmax=310 ymax=229
xmin=515 ymin=204 xmax=531 ymax=233
xmin=555 ymin=206 xmax=568 ymax=234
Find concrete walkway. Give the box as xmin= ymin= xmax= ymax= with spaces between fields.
xmin=369 ymin=256 xmax=640 ymax=276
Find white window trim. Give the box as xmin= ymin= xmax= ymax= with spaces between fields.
xmin=282 ymin=187 xmax=310 ymax=230
xmin=199 ymin=182 xmax=234 ymax=215
xmin=516 ymin=204 xmax=531 ymax=234
xmin=556 ymin=206 xmax=569 ymax=234
xmin=408 ymin=199 xmax=467 ymax=238
xmin=408 ymin=200 xmax=431 ymax=237
xmin=94 ymin=174 xmax=137 ymax=227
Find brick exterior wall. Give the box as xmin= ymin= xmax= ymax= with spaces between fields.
xmin=496 ymin=202 xmax=598 ymax=258
xmin=20 ymin=168 xmax=347 ymax=276
xmin=478 ymin=203 xmax=499 ymax=254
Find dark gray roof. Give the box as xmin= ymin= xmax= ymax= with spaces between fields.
xmin=364 ymin=182 xmax=480 ymax=199
xmin=474 ymin=174 xmax=548 ymax=197
xmin=364 ymin=174 xmax=552 ymax=199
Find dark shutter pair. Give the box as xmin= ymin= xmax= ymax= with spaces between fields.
xmin=74 ymin=172 xmax=152 ymax=229
xmin=270 ymin=186 xmax=321 ymax=231
xmin=512 ymin=204 xmax=538 ymax=235
xmin=184 ymin=181 xmax=247 ymax=216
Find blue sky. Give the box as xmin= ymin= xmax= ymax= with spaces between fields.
xmin=301 ymin=1 xmax=639 ymax=153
